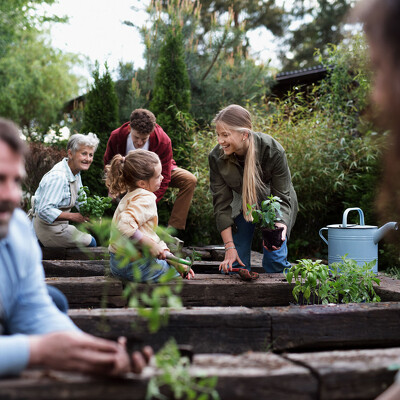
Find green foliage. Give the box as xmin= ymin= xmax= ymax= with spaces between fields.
xmin=147 ymin=339 xmax=219 ymax=400
xmin=150 ymin=23 xmax=193 ymax=168
xmin=81 ymin=62 xmax=119 ymax=196
xmin=247 ymin=195 xmax=283 ymax=229
xmin=77 ymin=186 xmax=112 ymax=219
xmin=247 ymin=34 xmax=389 ymax=261
xmin=284 ymin=256 xmax=381 ymax=305
xmin=280 ymin=0 xmax=355 ymax=70
xmin=122 ymin=0 xmax=272 ymax=127
xmin=0 ymin=30 xmax=81 ymax=137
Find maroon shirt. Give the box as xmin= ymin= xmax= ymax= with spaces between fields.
xmin=104 ymin=122 xmax=177 ymax=202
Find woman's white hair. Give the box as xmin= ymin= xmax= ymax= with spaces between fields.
xmin=67 ymin=132 xmax=100 ymax=153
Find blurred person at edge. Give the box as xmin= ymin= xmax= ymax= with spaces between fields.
xmin=353 ymin=1 xmax=400 ymax=399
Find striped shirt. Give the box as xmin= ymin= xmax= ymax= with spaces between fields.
xmin=33 ymin=158 xmax=84 ymax=223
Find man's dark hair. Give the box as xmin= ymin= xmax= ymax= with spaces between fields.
xmin=0 ymin=118 xmax=27 ymax=156
xmin=130 ymin=109 xmax=156 ymax=135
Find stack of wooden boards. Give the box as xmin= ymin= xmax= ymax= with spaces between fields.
xmin=1 ymin=245 xmax=400 ymax=400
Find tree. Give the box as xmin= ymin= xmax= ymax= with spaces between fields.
xmin=123 ymin=0 xmax=272 ymax=125
xmin=280 ymin=0 xmax=355 ymax=70
xmin=81 ymin=63 xmax=119 ymax=196
xmin=150 ymin=23 xmax=192 ymax=168
xmin=0 ymin=30 xmax=81 ymax=138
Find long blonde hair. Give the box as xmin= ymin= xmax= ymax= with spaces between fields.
xmin=214 ymin=104 xmax=266 ymax=221
xmin=105 ymin=149 xmax=160 ymax=197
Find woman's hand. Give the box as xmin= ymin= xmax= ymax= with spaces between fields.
xmin=263 ymin=222 xmax=287 ymax=251
xmin=219 ymin=248 xmax=245 ymax=273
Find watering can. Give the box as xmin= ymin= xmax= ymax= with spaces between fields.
xmin=319 ymin=207 xmax=398 ymax=273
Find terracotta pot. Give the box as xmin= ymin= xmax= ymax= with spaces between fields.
xmin=261 ymin=226 xmax=284 ymax=250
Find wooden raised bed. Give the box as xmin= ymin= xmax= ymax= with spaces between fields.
xmin=1 ymin=349 xmax=399 ymax=400
xmin=45 ymin=273 xmax=400 ymax=308
xmin=68 ymin=303 xmax=400 ymax=354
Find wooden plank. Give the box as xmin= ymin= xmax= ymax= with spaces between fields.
xmin=46 ymin=274 xmax=293 ymax=308
xmin=269 ymin=302 xmax=400 ymax=352
xmin=43 ymin=259 xmax=265 ymax=277
xmin=0 ymin=352 xmax=317 ymax=400
xmin=41 ymin=246 xmax=109 ymax=260
xmin=286 ymin=347 xmax=400 ymax=400
xmin=45 ymin=276 xmax=127 ymax=308
xmin=45 ymin=273 xmax=400 ymax=309
xmin=69 ymin=307 xmax=272 ymax=354
xmin=43 ymin=260 xmax=107 ymax=277
xmin=375 ymin=274 xmax=400 ymax=301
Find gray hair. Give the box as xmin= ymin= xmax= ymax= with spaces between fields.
xmin=67 ymin=132 xmax=99 ymax=153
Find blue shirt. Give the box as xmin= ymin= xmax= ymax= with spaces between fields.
xmin=0 ymin=209 xmax=78 ymax=377
xmin=33 ymin=158 xmax=84 ymax=223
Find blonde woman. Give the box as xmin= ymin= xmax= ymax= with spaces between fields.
xmin=209 ymin=104 xmax=298 ymax=274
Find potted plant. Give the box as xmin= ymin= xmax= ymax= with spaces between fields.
xmin=247 ymin=195 xmax=284 ymax=250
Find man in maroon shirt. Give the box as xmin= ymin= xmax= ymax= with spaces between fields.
xmin=104 ymin=109 xmax=197 ymax=232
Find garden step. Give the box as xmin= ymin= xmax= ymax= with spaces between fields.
xmin=285 ymin=347 xmax=400 ymax=400
xmin=43 ymin=258 xmax=265 ymax=277
xmin=45 ymin=276 xmax=127 ymax=308
xmin=40 ymin=245 xmax=226 ymax=261
xmin=2 ymin=348 xmax=400 ymax=399
xmin=45 ymin=273 xmax=400 ymax=309
xmin=45 ymin=274 xmax=293 ymax=308
xmin=67 ymin=303 xmax=400 ymax=354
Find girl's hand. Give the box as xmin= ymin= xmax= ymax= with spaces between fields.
xmin=219 ymin=248 xmax=245 ymax=273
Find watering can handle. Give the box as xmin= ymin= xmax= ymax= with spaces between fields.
xmin=342 ymin=208 xmax=365 ymax=227
xmin=319 ymin=227 xmax=328 ymax=245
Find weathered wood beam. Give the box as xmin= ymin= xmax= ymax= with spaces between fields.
xmin=286 ymin=347 xmax=400 ymax=400
xmin=69 ymin=307 xmax=272 ymax=354
xmin=46 ymin=276 xmax=127 ymax=308
xmin=0 ymin=352 xmax=317 ymax=400
xmin=2 ymin=348 xmax=400 ymax=400
xmin=269 ymin=302 xmax=400 ymax=352
xmin=68 ymin=302 xmax=400 ymax=354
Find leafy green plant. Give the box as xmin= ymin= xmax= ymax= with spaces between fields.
xmin=247 ymin=195 xmax=282 ymax=229
xmin=284 ymin=256 xmax=381 ymax=305
xmin=326 ymin=256 xmax=381 ymax=304
xmin=147 ymin=339 xmax=219 ymax=400
xmin=77 ymin=186 xmax=112 ymax=218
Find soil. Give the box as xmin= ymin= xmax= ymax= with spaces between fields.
xmin=262 ymin=226 xmax=284 ymax=250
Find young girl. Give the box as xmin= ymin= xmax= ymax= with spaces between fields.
xmin=209 ymin=104 xmax=298 ymax=275
xmin=105 ymin=149 xmax=193 ymax=282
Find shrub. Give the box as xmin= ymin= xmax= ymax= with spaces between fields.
xmin=22 ymin=142 xmax=66 ymax=210
xmin=81 ymin=62 xmax=119 ymax=197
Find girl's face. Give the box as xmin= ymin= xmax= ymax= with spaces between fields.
xmin=216 ymin=122 xmax=249 ymax=156
xmin=68 ymin=145 xmax=94 ymax=175
xmin=141 ymin=162 xmax=163 ymax=193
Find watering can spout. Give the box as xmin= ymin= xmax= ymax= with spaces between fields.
xmin=373 ymin=222 xmax=399 ymax=244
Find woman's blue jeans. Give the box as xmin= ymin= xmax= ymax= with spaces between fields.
xmin=109 ymin=252 xmax=180 ymax=282
xmin=232 ymin=213 xmax=291 ymax=273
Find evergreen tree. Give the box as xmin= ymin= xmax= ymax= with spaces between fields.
xmin=150 ymin=24 xmax=192 ymax=168
xmin=81 ymin=62 xmax=119 ymax=196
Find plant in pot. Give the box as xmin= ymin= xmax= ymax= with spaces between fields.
xmin=247 ymin=195 xmax=284 ymax=250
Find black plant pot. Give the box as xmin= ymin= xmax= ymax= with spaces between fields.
xmin=261 ymin=226 xmax=284 ymax=250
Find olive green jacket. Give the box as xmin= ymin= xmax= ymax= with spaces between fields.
xmin=208 ymin=131 xmax=298 ymax=238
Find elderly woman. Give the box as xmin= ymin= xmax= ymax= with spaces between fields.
xmin=32 ymin=133 xmax=99 ymax=248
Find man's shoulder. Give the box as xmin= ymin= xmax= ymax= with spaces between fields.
xmin=9 ymin=208 xmax=36 ymax=248
xmin=152 ymin=124 xmax=171 ymax=144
